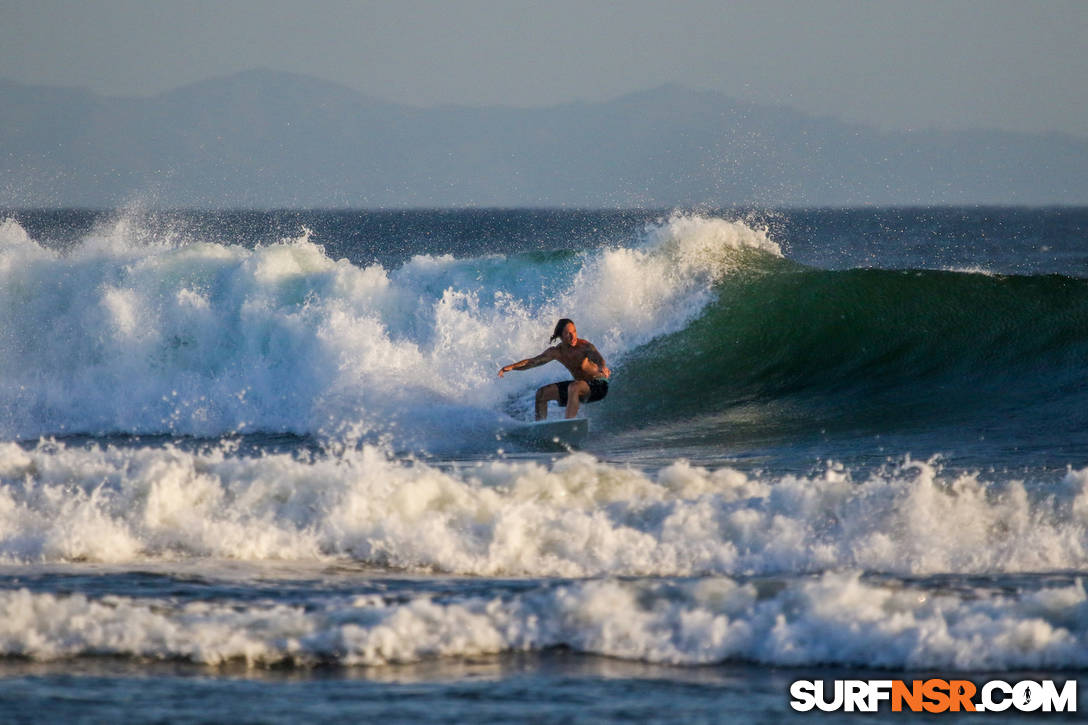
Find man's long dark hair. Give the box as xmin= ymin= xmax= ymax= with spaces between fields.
xmin=550 ymin=318 xmax=575 ymax=343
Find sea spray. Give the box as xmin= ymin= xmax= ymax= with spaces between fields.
xmin=0 ymin=213 xmax=783 ymax=443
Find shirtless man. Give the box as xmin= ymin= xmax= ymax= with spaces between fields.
xmin=499 ymin=318 xmax=611 ymax=420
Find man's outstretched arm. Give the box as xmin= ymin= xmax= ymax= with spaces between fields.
xmin=499 ymin=348 xmax=556 ymax=377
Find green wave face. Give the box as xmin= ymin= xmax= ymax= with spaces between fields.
xmin=602 ymin=267 xmax=1088 ymax=446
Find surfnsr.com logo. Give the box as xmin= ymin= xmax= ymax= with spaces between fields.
xmin=790 ymin=679 xmax=1077 ymax=713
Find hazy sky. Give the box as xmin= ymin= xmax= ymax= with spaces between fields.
xmin=2 ymin=0 xmax=1086 ymax=137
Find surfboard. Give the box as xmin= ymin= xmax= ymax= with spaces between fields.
xmin=498 ymin=418 xmax=590 ymax=449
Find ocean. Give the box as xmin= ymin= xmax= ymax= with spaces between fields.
xmin=1 ymin=207 xmax=1086 ymax=722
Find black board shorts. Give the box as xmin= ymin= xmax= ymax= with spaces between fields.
xmin=555 ymin=378 xmax=609 ymax=407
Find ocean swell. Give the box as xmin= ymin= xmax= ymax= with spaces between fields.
xmin=604 ymin=265 xmax=1088 ymax=439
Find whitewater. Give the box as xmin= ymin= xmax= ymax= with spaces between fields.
xmin=0 ymin=213 xmax=779 ymax=443
xmin=1 ymin=207 xmax=1087 ymax=721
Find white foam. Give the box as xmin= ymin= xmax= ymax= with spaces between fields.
xmin=1 ymin=442 xmax=1086 ymax=579
xmin=0 ymin=572 xmax=1084 ymax=670
xmin=0 ymin=213 xmax=781 ymax=443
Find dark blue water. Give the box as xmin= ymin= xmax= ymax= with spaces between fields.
xmin=1 ymin=207 xmax=1086 ymax=722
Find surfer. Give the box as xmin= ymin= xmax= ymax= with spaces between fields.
xmin=499 ymin=318 xmax=610 ymax=420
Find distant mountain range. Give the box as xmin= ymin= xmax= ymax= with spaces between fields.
xmin=2 ymin=69 xmax=1085 ymax=208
